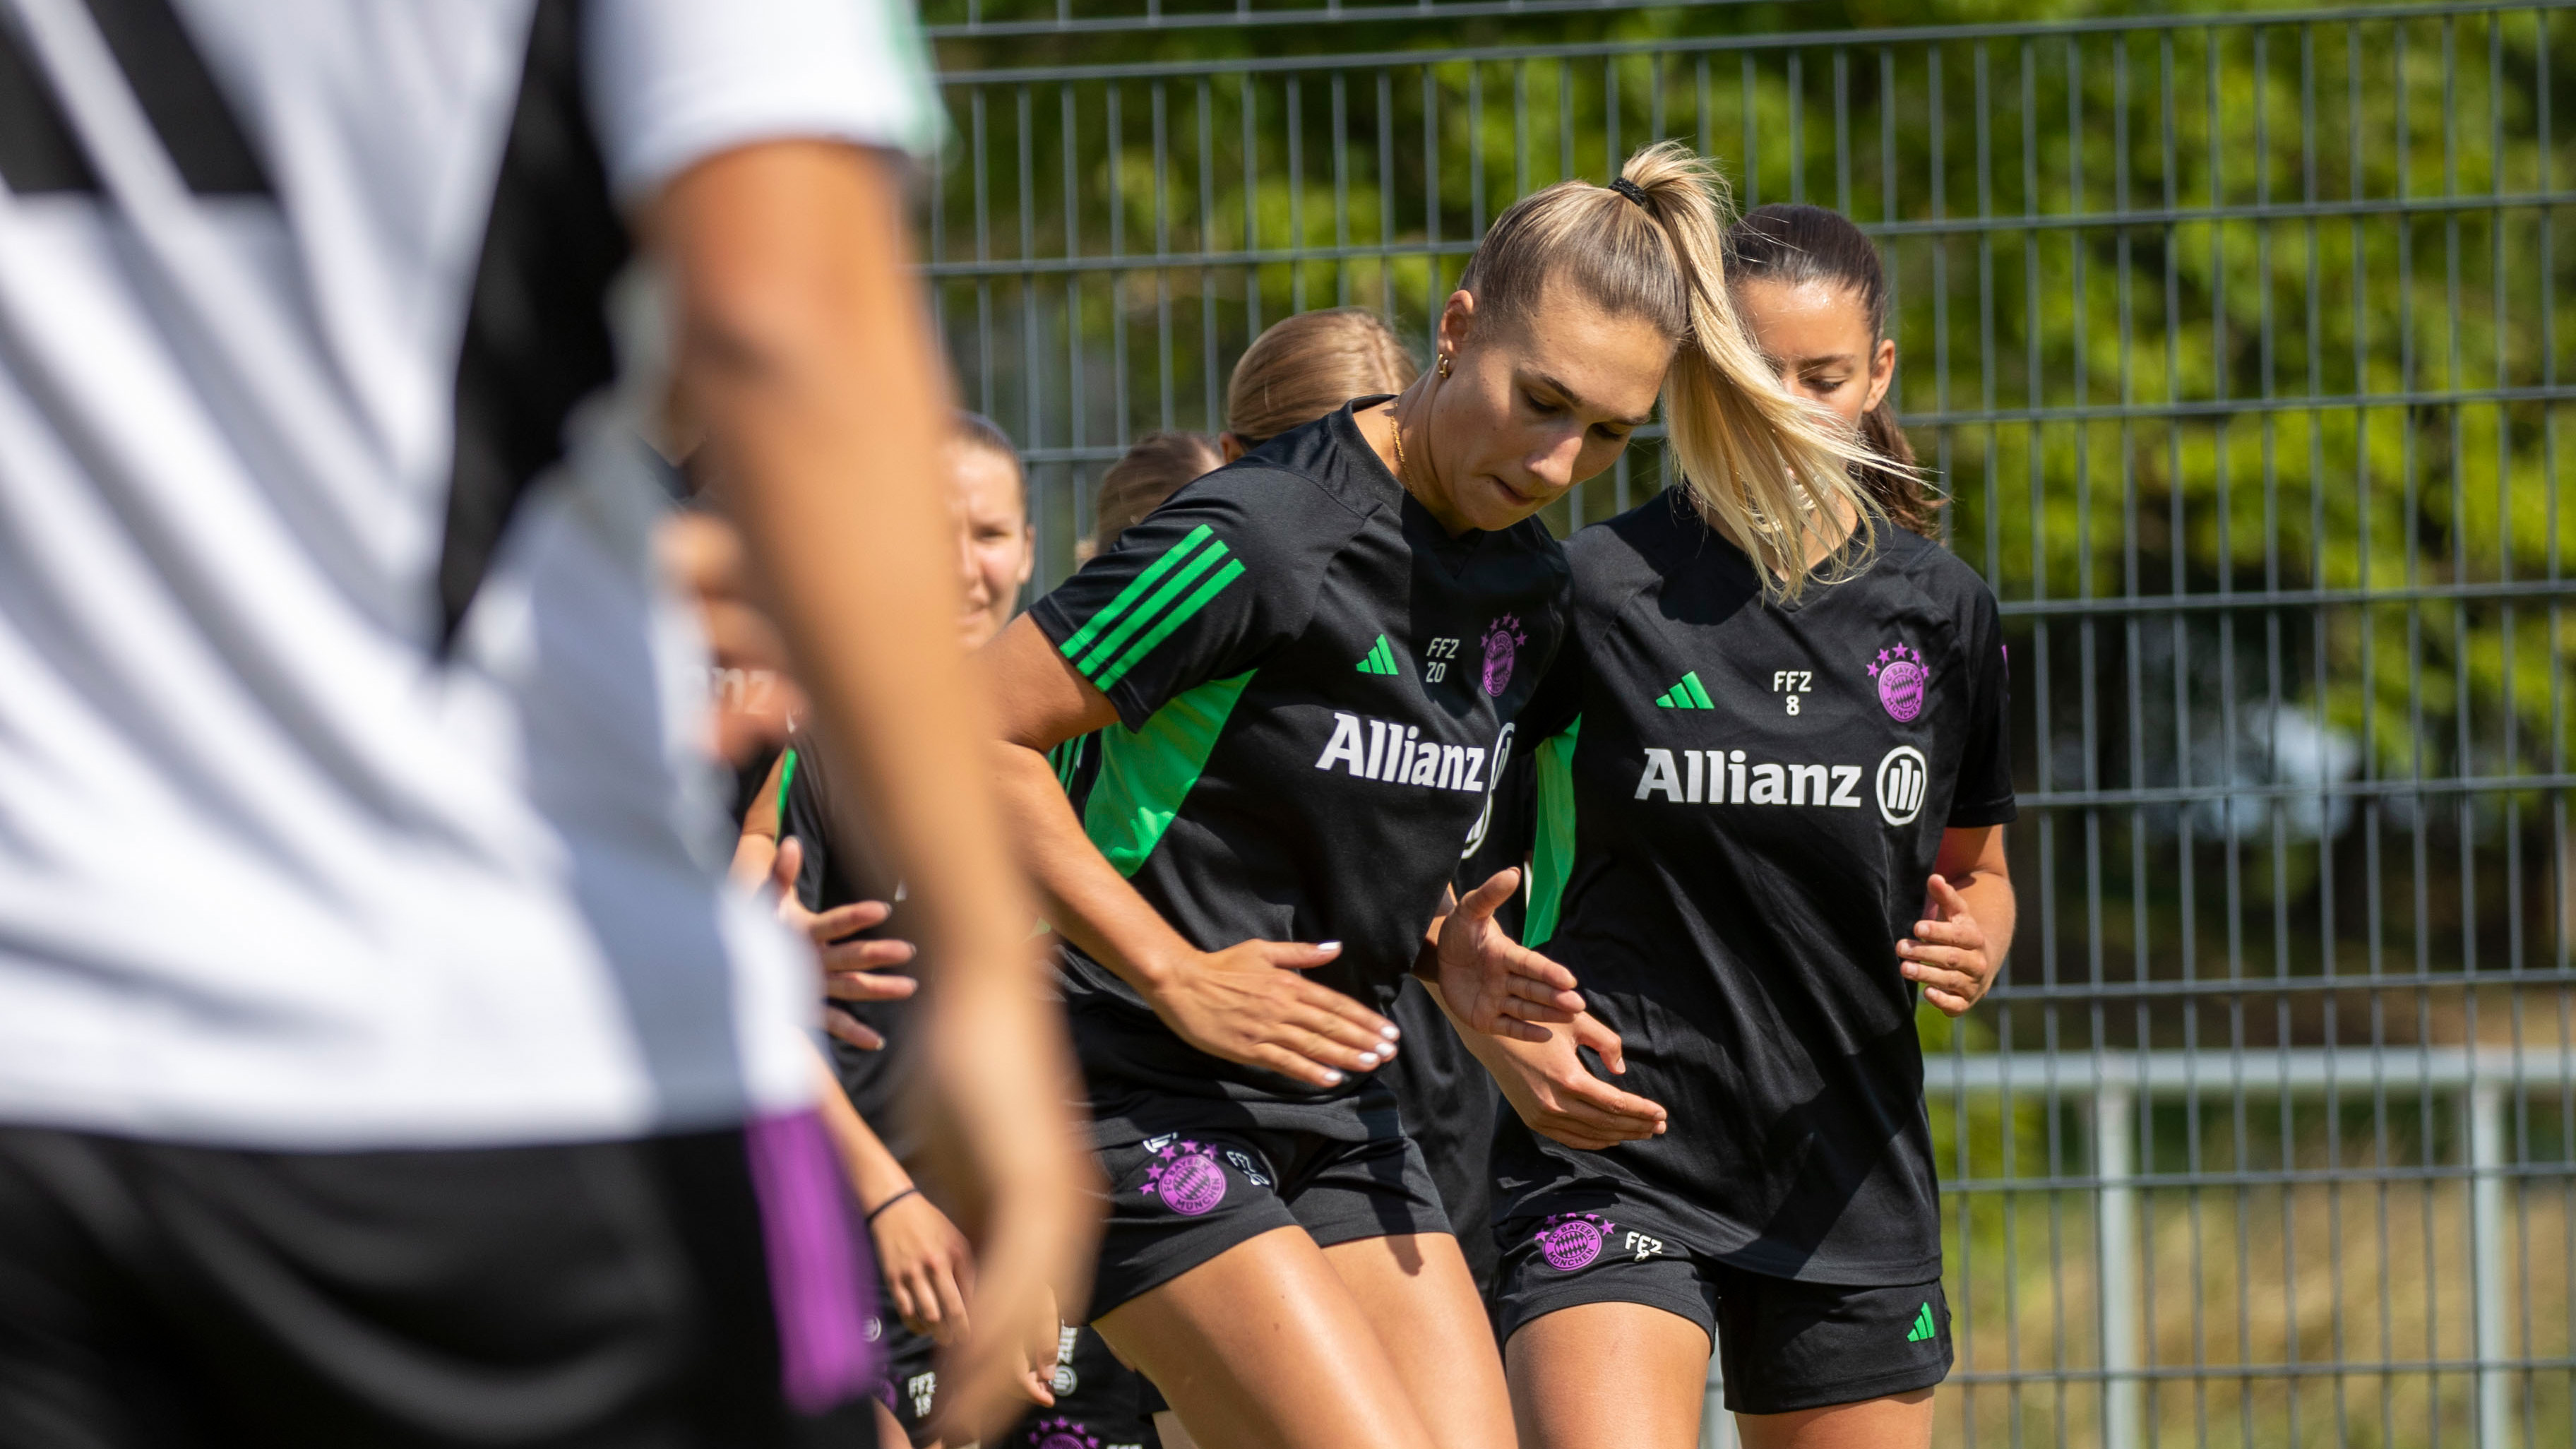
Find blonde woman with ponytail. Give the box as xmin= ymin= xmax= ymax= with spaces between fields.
xmin=1449 ymin=190 xmax=2020 ymax=1446
xmin=977 ymin=140 xmax=1863 ymax=1449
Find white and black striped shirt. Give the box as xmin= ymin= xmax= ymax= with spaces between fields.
xmin=0 ymin=0 xmax=936 ymax=1147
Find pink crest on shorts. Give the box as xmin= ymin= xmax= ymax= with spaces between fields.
xmin=1028 ymin=1418 xmax=1099 ymax=1449
xmin=1481 ymin=614 xmax=1530 ymax=696
xmin=1142 ymin=1140 xmax=1228 ymax=1217
xmin=1868 ymin=641 xmax=1929 ymax=723
xmin=1533 ymin=1211 xmax=1615 ymax=1271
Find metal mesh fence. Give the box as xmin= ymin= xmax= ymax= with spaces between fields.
xmin=922 ymin=4 xmax=2576 ymax=1444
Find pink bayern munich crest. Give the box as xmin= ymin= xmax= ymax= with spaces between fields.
xmin=1027 ymin=1417 xmax=1099 ymax=1449
xmin=1869 ymin=641 xmax=1928 ymax=722
xmin=1142 ymin=1139 xmax=1228 ymax=1216
xmin=1481 ymin=614 xmax=1529 ymax=696
xmin=1533 ymin=1211 xmax=1616 ymax=1271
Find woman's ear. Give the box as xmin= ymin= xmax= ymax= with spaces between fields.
xmin=1864 ymin=335 xmax=1897 ymax=412
xmin=1435 ymin=289 xmax=1479 ymax=366
xmin=1219 ymin=433 xmax=1246 ymax=464
xmin=1013 ymin=523 xmax=1036 ymax=587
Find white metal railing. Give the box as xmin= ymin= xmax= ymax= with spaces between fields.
xmin=1700 ymin=1049 xmax=2576 ymax=1449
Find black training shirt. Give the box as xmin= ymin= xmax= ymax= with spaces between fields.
xmin=1491 ymin=491 xmax=2013 ymax=1285
xmin=776 ymin=739 xmax=926 ymax=1166
xmin=1026 ymin=401 xmax=1567 ymax=1142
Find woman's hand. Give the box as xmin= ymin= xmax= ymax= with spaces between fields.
xmin=1900 ymin=873 xmax=1996 ymax=1016
xmin=1012 ymin=1296 xmax=1062 ymax=1409
xmin=1478 ymin=1012 xmax=1667 ymax=1150
xmin=1431 ymin=869 xmax=1588 ymax=1041
xmin=769 ymin=839 xmax=918 ymax=1049
xmin=871 ymin=1188 xmax=978 ymax=1344
xmin=1140 ymin=940 xmax=1398 ymax=1089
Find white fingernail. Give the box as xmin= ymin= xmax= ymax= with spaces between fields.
xmin=1320 ymin=1069 xmax=1345 ymax=1085
xmin=1318 ymin=940 xmax=1342 ymax=950
xmin=1381 ymin=1024 xmax=1401 ymax=1041
xmin=1358 ymin=1052 xmax=1380 ymax=1068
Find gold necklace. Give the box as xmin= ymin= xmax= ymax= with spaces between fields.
xmin=1388 ymin=403 xmax=1409 ymax=483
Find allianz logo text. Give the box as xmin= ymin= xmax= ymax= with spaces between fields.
xmin=1314 ymin=712 xmax=1491 ymax=792
xmin=1635 ymin=744 xmax=1931 ymax=827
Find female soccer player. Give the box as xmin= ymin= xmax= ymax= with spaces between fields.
xmin=1083 ymin=432 xmax=1224 ymax=564
xmin=1216 ymin=306 xmax=1419 ymax=463
xmin=1077 ymin=311 xmax=1511 ymax=1295
xmin=982 ymin=143 xmax=1875 ymax=1449
xmin=1467 ymin=201 xmax=2018 ymax=1449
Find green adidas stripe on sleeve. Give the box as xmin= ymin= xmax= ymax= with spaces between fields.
xmin=1056 ymin=524 xmax=1215 ymax=664
xmin=1093 ymin=559 xmax=1246 ymax=692
xmin=1075 ymin=537 xmax=1233 ymax=680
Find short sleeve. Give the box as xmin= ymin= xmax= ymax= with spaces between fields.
xmin=1027 ymin=477 xmax=1315 ymax=730
xmin=587 ymin=0 xmax=942 ymax=203
xmin=1946 ymin=587 xmax=2018 ymax=828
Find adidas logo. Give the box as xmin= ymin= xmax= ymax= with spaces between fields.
xmin=1654 ymin=671 xmax=1715 ymax=709
xmin=1355 ymin=634 xmax=1402 ymax=676
xmin=1905 ymin=1301 xmax=1937 ymax=1343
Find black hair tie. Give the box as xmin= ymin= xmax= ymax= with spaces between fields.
xmin=1609 ymin=176 xmax=1650 ymax=209
xmin=865 ymin=1186 xmax=922 ymax=1224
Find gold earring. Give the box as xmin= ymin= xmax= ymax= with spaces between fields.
xmin=1437 ymin=354 xmax=1453 ymax=378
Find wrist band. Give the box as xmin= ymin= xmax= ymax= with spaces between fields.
xmin=865 ymin=1186 xmax=922 ymax=1223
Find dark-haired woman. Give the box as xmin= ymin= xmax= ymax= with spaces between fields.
xmin=982 ymin=145 xmax=1878 ymax=1449
xmin=1460 ymin=202 xmax=2017 ymax=1449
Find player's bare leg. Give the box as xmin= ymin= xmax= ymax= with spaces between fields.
xmin=1321 ymin=1232 xmax=1515 ymax=1449
xmin=1095 ymin=1227 xmax=1436 ymax=1449
xmin=1505 ymin=1301 xmax=1709 ymax=1449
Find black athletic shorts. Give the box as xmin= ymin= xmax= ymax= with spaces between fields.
xmin=994 ymin=1324 xmax=1168 ymax=1449
xmin=1492 ymin=1204 xmax=1952 ymax=1415
xmin=1086 ymin=1110 xmax=1450 ymax=1319
xmin=0 ymin=1116 xmax=883 ymax=1448
xmin=870 ymin=1311 xmax=942 ymax=1445
xmin=878 ymin=1314 xmax=1167 ymax=1447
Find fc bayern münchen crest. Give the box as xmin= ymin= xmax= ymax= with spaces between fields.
xmin=1869 ymin=641 xmax=1929 ymax=722
xmin=1480 ymin=614 xmax=1529 ymax=696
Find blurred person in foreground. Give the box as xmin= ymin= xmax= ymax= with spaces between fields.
xmin=737 ymin=415 xmax=1085 ymax=1448
xmin=0 ymin=4 xmax=1090 ymax=1446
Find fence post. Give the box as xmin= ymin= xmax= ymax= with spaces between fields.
xmin=2469 ymin=1080 xmax=2509 ymax=1449
xmin=2095 ymin=1083 xmax=2140 ymax=1449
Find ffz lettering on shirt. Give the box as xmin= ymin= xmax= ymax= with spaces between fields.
xmin=1315 ymin=711 xmax=1488 ymax=791
xmin=1634 ymin=748 xmax=1864 ymax=807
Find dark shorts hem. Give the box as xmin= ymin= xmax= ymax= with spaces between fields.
xmin=1723 ymin=1352 xmax=1952 ymax=1416
xmin=1490 ymin=1192 xmax=1952 ymax=1422
xmin=1085 ymin=1113 xmax=1449 ymax=1322
xmin=1493 ymin=1277 xmax=1717 ymax=1350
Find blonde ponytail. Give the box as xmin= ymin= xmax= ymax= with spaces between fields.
xmin=1618 ymin=145 xmax=1881 ymax=595
xmin=1459 ymin=141 xmax=1881 ymax=596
